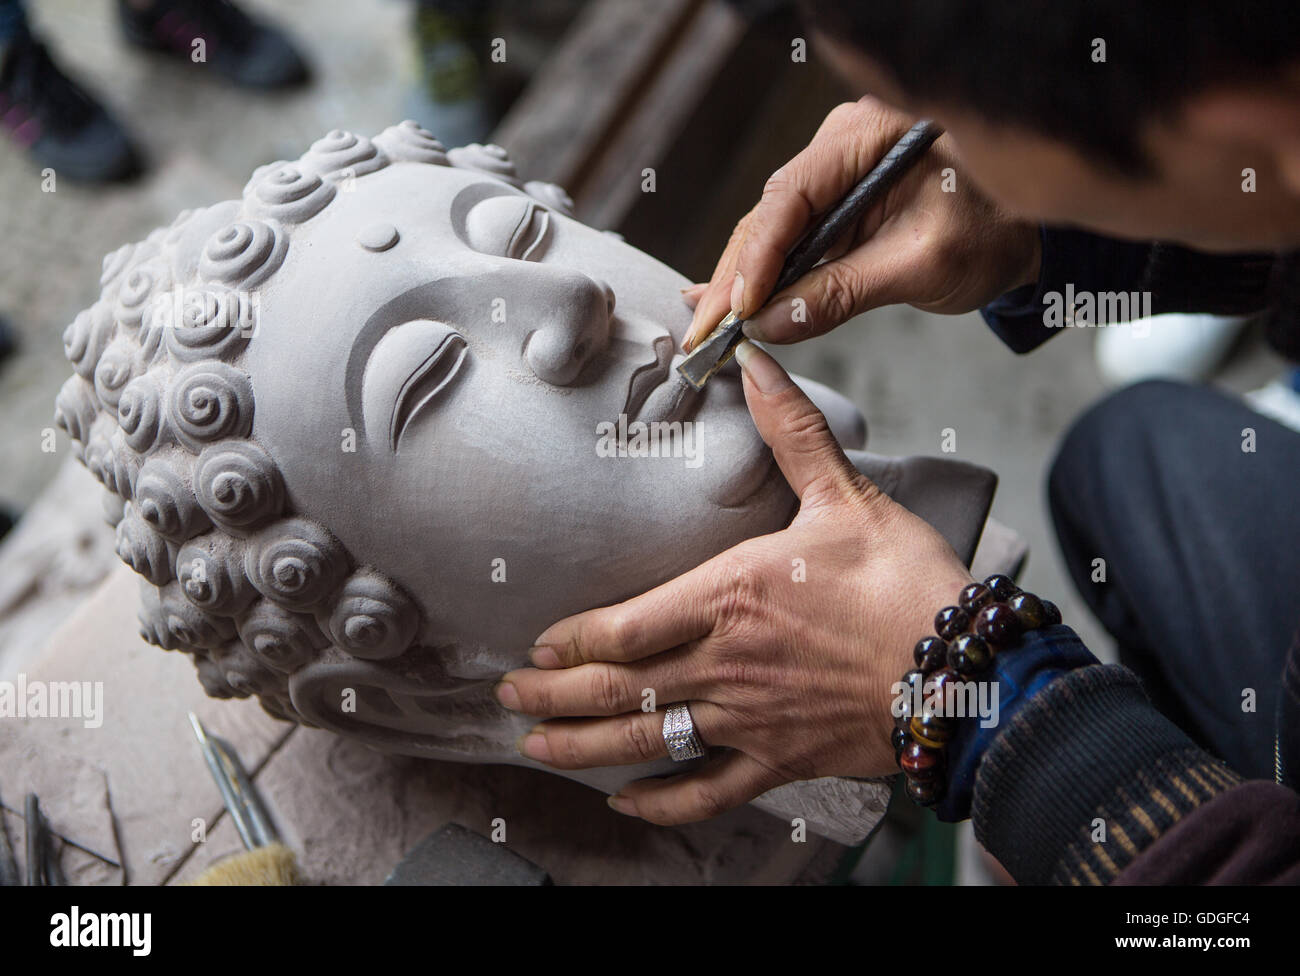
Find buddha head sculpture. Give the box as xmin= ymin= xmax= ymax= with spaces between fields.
xmin=54 ymin=122 xmax=823 ymax=777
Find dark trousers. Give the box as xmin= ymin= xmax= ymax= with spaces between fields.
xmin=1049 ymin=379 xmax=1300 ymax=780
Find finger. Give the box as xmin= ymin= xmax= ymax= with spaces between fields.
xmin=731 ymin=99 xmax=915 ymax=320
xmin=733 ymin=341 xmax=863 ymax=503
xmin=498 ymin=653 xmax=706 ymax=718
xmin=684 ymin=210 xmax=753 ymax=351
xmin=679 ymin=283 xmax=707 ymax=308
xmin=608 ymin=751 xmax=785 ymax=825
xmin=521 ymin=701 xmax=730 ymax=769
xmin=528 ymin=560 xmax=719 ymax=668
xmin=741 ymin=231 xmax=921 ymax=343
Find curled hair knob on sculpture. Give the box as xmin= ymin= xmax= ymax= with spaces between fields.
xmin=51 ymin=121 xmax=561 ymax=724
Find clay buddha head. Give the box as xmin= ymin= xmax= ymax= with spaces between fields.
xmin=55 ymin=123 xmax=813 ymax=766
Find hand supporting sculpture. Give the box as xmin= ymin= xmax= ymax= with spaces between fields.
xmin=497 ymin=341 xmax=974 ymax=825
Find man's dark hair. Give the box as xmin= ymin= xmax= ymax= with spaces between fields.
xmin=802 ymin=1 xmax=1300 ymax=175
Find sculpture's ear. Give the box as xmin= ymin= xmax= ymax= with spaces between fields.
xmin=789 ymin=372 xmax=867 ymax=450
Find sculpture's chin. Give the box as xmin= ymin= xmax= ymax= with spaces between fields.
xmin=709 ymin=450 xmax=780 ymax=509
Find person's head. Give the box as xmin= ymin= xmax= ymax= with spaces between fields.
xmin=803 ymin=0 xmax=1300 ymax=251
xmin=56 ymin=123 xmax=794 ymax=758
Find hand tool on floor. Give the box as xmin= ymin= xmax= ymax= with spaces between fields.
xmin=187 ymin=712 xmax=302 ymax=885
xmin=0 ymin=786 xmax=19 ymax=886
xmin=677 ymin=119 xmax=944 ymax=390
xmin=23 ymin=793 xmax=65 ymax=886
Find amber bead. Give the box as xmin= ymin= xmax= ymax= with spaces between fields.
xmin=906 ymin=776 xmax=943 ymax=806
xmin=934 ymin=605 xmax=970 ymax=641
xmin=910 ymin=712 xmax=953 ymax=748
xmin=948 ymin=633 xmax=993 ymax=675
xmin=1008 ymin=591 xmax=1046 ymax=630
xmin=913 ymin=635 xmax=947 ymax=673
xmin=899 ymin=741 xmax=942 ymax=780
xmin=984 ymin=573 xmax=1020 ymax=602
xmin=975 ymin=601 xmax=1022 ymax=647
xmin=1042 ymin=599 xmax=1062 ymax=626
xmin=958 ymin=581 xmax=993 ymax=613
xmin=891 ymin=726 xmax=910 ymax=758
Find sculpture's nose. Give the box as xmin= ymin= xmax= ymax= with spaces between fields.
xmin=523 ymin=273 xmax=615 ymax=386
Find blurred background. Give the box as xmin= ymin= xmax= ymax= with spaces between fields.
xmin=0 ymin=0 xmax=1288 ymax=883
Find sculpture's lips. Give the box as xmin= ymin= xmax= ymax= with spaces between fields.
xmin=621 ymin=331 xmax=673 ymax=420
xmin=621 ymin=341 xmax=699 ymax=425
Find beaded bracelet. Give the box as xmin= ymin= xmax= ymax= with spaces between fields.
xmin=893 ymin=574 xmax=1061 ymax=806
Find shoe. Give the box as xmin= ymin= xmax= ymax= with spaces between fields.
xmin=1094 ymin=313 xmax=1250 ymax=388
xmin=119 ymin=0 xmax=309 ymax=90
xmin=1245 ymin=368 xmax=1300 ymax=433
xmin=0 ymin=28 xmax=142 ymax=183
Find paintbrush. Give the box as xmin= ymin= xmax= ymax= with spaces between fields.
xmin=677 ymin=119 xmax=943 ymax=390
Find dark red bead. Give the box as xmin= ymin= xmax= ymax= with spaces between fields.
xmin=1042 ymin=599 xmax=1062 ymax=626
xmin=906 ymin=776 xmax=943 ymax=806
xmin=948 ymin=633 xmax=993 ymax=675
xmin=975 ymin=602 xmax=1022 ymax=647
xmin=899 ymin=741 xmax=942 ymax=779
xmin=1009 ymin=591 xmax=1046 ymax=630
xmin=934 ymin=605 xmax=970 ymax=641
xmin=958 ymin=582 xmax=993 ymax=613
xmin=984 ymin=574 xmax=1020 ymax=602
xmin=913 ymin=635 xmax=947 ymax=673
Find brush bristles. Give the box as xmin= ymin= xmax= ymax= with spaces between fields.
xmin=186 ymin=842 xmax=302 ymax=886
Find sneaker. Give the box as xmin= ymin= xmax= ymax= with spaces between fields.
xmin=0 ymin=28 xmax=142 ymax=183
xmin=1094 ymin=313 xmax=1250 ymax=388
xmin=119 ymin=0 xmax=309 ymax=90
xmin=1245 ymin=368 xmax=1300 ymax=433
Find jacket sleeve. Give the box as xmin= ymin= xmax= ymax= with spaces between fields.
xmin=970 ymin=662 xmax=1300 ymax=884
xmin=980 ymin=226 xmax=1278 ymax=354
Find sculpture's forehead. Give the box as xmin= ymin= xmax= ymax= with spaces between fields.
xmin=307 ymin=163 xmax=527 ymax=229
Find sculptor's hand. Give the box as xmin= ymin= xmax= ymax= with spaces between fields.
xmin=495 ymin=342 xmax=973 ymax=826
xmin=682 ymin=96 xmax=1041 ymax=351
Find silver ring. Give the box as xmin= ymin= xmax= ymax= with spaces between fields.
xmin=662 ymin=703 xmax=705 ymax=762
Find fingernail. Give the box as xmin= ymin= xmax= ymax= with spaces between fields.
xmin=494 ymin=681 xmax=521 ymax=710
xmin=530 ymin=645 xmax=560 ymax=668
xmin=730 ymin=271 xmax=745 ymax=315
xmin=684 ymin=313 xmax=702 ymax=351
xmin=740 ymin=317 xmax=768 ymax=342
xmin=734 ymin=339 xmax=792 ymax=394
xmin=607 ymin=794 xmax=638 ymax=816
xmin=520 ymin=732 xmax=551 ymax=762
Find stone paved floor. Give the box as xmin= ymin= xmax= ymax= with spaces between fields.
xmin=1 ymin=0 xmax=1287 ymax=673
